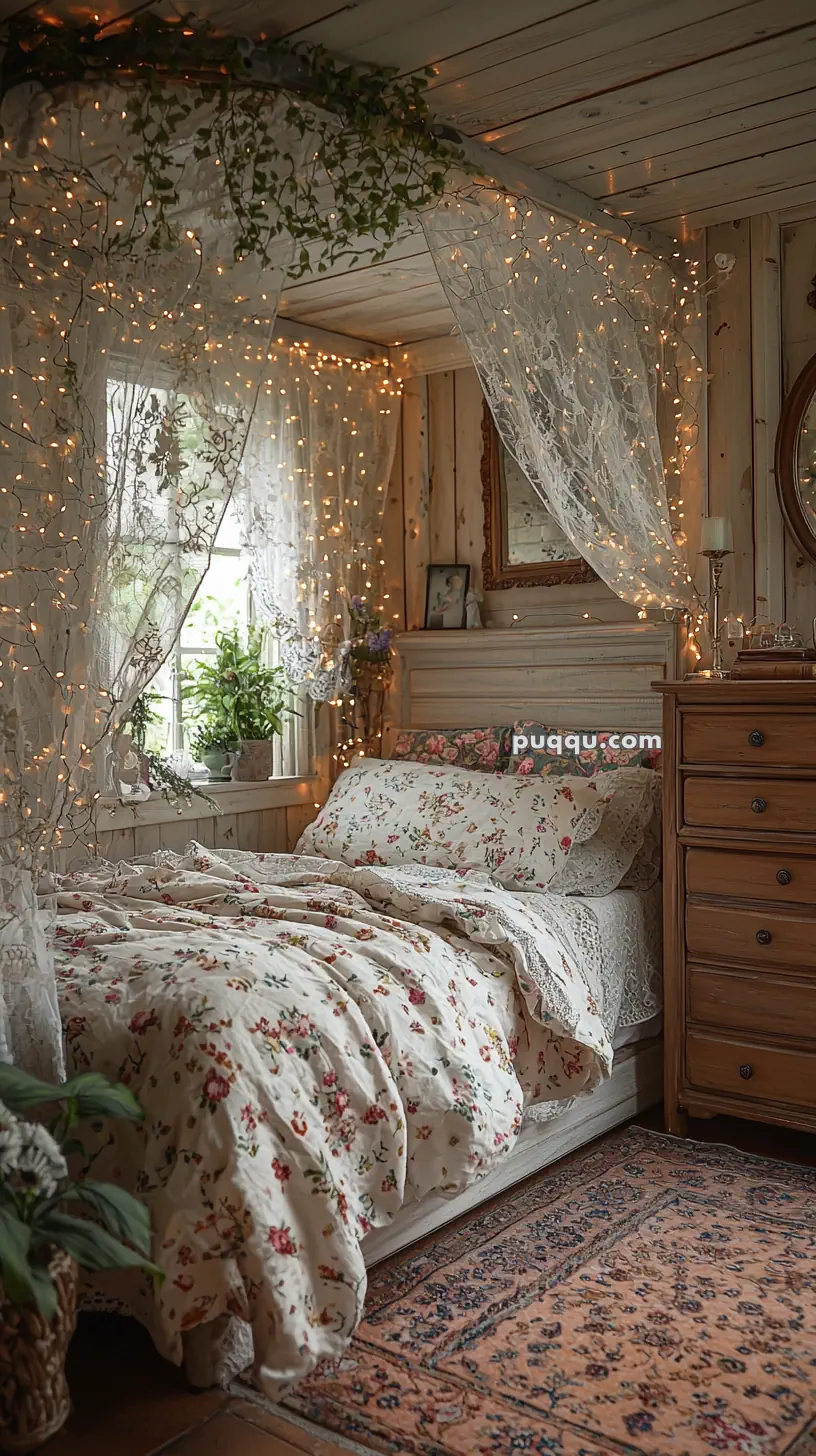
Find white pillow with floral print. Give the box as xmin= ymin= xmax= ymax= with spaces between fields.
xmin=296 ymin=758 xmax=639 ymax=891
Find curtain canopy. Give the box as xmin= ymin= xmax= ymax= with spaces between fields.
xmin=0 ymin=81 xmax=300 ymax=1073
xmin=421 ymin=189 xmax=703 ymax=612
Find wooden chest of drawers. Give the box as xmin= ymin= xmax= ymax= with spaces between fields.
xmin=656 ymin=680 xmax=816 ymax=1136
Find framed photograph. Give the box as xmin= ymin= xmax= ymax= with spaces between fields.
xmin=424 ymin=563 xmax=470 ymax=630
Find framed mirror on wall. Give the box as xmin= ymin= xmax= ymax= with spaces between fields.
xmin=481 ymin=404 xmax=596 ymax=589
xmin=775 ymin=349 xmax=816 ymax=567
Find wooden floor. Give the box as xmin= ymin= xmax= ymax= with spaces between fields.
xmin=49 ymin=1110 xmax=816 ymax=1456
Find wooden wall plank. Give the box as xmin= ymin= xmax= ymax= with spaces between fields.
xmin=133 ymin=822 xmax=161 ymax=858
xmin=213 ymin=814 xmax=238 ymax=851
xmin=402 ymin=375 xmax=430 ymax=629
xmin=427 ymin=371 xmax=457 ymax=563
xmin=750 ymin=213 xmax=786 ymax=625
xmin=99 ymin=826 xmax=136 ymax=863
xmin=453 ymin=368 xmax=486 ymax=593
xmin=286 ymin=803 xmax=317 ymax=851
xmin=780 ymin=217 xmax=816 ymax=639
xmin=706 ymin=221 xmax=755 ymax=626
xmin=259 ymin=808 xmax=288 ymax=853
xmin=381 ymin=410 xmax=405 ymax=633
xmin=157 ymin=819 xmax=193 ymax=856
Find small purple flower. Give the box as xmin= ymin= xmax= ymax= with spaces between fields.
xmin=350 ymin=594 xmax=363 ymax=612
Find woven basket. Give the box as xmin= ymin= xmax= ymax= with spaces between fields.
xmin=0 ymin=1250 xmax=78 ymax=1453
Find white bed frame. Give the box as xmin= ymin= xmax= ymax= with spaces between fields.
xmin=362 ymin=619 xmax=677 ymax=1264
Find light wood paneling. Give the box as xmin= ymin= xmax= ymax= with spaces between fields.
xmin=401 ymin=375 xmax=430 ymax=629
xmin=381 ymin=411 xmax=406 ymax=633
xmin=706 ymin=221 xmax=755 ymax=624
xmin=453 ymin=368 xmax=485 ymax=594
xmin=286 ymin=802 xmax=318 ymax=850
xmin=750 ymin=213 xmax=785 ymax=625
xmin=780 ymin=217 xmax=816 ymax=636
xmin=427 ymin=371 xmax=457 ymax=562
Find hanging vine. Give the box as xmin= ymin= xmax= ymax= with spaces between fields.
xmin=0 ymin=12 xmax=460 ymax=275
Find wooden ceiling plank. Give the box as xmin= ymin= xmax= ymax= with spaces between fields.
xmin=581 ymin=104 xmax=816 ymax=197
xmin=477 ymin=28 xmax=816 ymax=160
xmin=293 ymin=0 xmax=580 ymax=66
xmin=551 ymin=62 xmax=816 ymax=179
xmin=426 ymin=0 xmax=706 ymax=94
xmin=283 ymin=280 xmax=449 ymax=327
xmin=440 ymin=131 xmax=679 ymax=257
xmin=611 ymin=140 xmax=816 ymax=223
xmin=431 ymin=0 xmax=811 ymax=132
xmin=656 ymin=181 xmax=816 ymax=234
xmin=280 ymin=255 xmax=440 ymax=311
xmin=283 ymin=301 xmax=457 ymax=346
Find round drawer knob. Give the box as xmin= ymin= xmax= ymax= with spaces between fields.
xmin=751 ymin=797 xmax=766 ymax=814
xmin=748 ymin=730 xmax=765 ymax=747
xmin=776 ymin=868 xmax=792 ymax=886
xmin=739 ymin=1064 xmax=753 ymax=1080
xmin=756 ymin=928 xmax=772 ymax=945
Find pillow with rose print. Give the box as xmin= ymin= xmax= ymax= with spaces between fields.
xmin=390 ymin=726 xmax=510 ymax=772
xmin=295 ymin=757 xmax=651 ymax=893
xmin=507 ymin=722 xmax=662 ymax=779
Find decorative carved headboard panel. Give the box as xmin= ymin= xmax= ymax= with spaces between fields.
xmin=393 ymin=621 xmax=678 ymax=736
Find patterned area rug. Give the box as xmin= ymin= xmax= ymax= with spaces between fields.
xmin=277 ymin=1126 xmax=816 ymax=1456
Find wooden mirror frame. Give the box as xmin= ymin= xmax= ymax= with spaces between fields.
xmin=481 ymin=404 xmax=596 ymax=589
xmin=775 ymin=349 xmax=816 ymax=567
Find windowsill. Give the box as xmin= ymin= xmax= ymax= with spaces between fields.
xmin=99 ymin=775 xmax=320 ymax=830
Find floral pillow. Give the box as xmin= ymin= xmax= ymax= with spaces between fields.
xmin=507 ymin=722 xmax=662 ymax=778
xmin=390 ymin=727 xmax=509 ymax=773
xmin=297 ymin=757 xmax=627 ymax=892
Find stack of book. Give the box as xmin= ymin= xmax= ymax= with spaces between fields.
xmin=731 ymin=648 xmax=816 ymax=680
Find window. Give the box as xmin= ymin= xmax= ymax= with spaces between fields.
xmin=143 ymin=500 xmax=310 ymax=780
xmin=107 ymin=373 xmax=310 ymax=781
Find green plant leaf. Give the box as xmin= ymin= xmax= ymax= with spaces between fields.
xmin=0 ymin=1064 xmax=64 ymax=1114
xmin=37 ymin=1212 xmax=164 ymax=1281
xmin=0 ymin=1214 xmax=58 ymax=1318
xmin=66 ymin=1075 xmax=144 ymax=1124
xmin=67 ymin=1181 xmax=152 ymax=1256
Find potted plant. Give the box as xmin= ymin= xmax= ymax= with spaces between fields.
xmin=125 ymin=692 xmax=213 ymax=808
xmin=183 ymin=626 xmax=292 ymax=782
xmin=188 ymin=726 xmax=232 ymax=782
xmin=0 ymin=1065 xmax=162 ymax=1453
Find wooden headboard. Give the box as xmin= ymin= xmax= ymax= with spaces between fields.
xmin=393 ymin=621 xmax=678 ymax=734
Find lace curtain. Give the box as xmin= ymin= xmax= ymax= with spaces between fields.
xmin=421 ymin=189 xmax=703 ymax=611
xmin=243 ymin=346 xmax=400 ymax=699
xmin=0 ymin=82 xmax=299 ymax=1074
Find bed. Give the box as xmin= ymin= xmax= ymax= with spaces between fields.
xmin=51 ymin=620 xmax=677 ymax=1398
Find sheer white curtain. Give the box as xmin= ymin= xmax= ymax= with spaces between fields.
xmin=421 ymin=189 xmax=703 ymax=611
xmin=0 ymin=82 xmax=300 ymax=1074
xmin=243 ymin=347 xmax=400 ymax=699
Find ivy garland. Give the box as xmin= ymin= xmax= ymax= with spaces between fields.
xmin=0 ymin=13 xmax=461 ymax=275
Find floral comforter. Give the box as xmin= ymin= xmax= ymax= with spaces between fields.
xmin=51 ymin=845 xmax=612 ymax=1396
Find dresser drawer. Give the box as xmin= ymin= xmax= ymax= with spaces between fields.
xmin=688 ymin=966 xmax=816 ymax=1040
xmin=684 ymin=777 xmax=816 ymax=833
xmin=685 ymin=847 xmax=816 ymax=905
xmin=687 ymin=901 xmax=816 ymax=972
xmin=686 ymin=1031 xmax=816 ymax=1109
xmin=683 ymin=710 xmax=816 ymax=767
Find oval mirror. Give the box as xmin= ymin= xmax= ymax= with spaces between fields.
xmin=775 ymin=350 xmax=816 ymax=566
